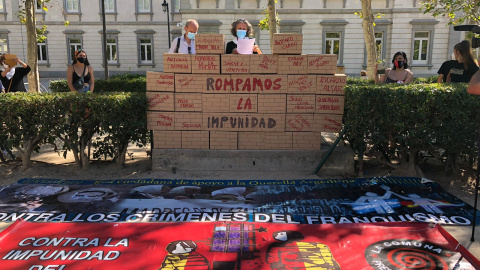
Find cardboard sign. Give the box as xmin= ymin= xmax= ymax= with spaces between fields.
xmin=163 ymin=53 xmax=192 ymax=73
xmin=3 ymin=54 xmax=17 ymax=67
xmin=221 ymin=54 xmax=250 ymax=74
xmin=315 ymin=95 xmax=345 ymax=115
xmin=192 ymin=55 xmax=220 ymax=74
xmin=278 ymin=55 xmax=307 ymax=74
xmin=307 ymin=54 xmax=337 ymax=75
xmin=195 ymin=34 xmax=225 ymax=54
xmin=146 ymin=92 xmax=174 ymax=111
xmin=272 ymin=33 xmax=303 ymax=54
xmin=250 ymin=54 xmax=278 ymax=74
xmin=146 ymin=72 xmax=175 ymax=92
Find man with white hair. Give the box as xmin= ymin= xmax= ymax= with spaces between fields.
xmin=168 ymin=19 xmax=199 ymax=54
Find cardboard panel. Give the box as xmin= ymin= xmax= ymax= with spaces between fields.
xmin=317 ymin=74 xmax=347 ymax=95
xmin=210 ymin=131 xmax=238 ymax=150
xmin=287 ymin=75 xmax=317 ymax=93
xmin=192 ymin=55 xmax=221 ymax=74
xmin=272 ymin=33 xmax=303 ymax=54
xmin=307 ymin=54 xmax=337 ymax=75
xmin=229 ymin=75 xmax=288 ymax=94
xmin=202 ymin=94 xmax=231 ymax=112
xmin=221 ymin=54 xmax=250 ymax=74
xmin=147 ymin=111 xmax=175 ymax=131
xmin=315 ymin=95 xmax=345 ymax=115
xmin=146 ymin=91 xmax=174 ymax=111
xmin=257 ymin=94 xmax=286 ymax=114
xmin=195 ymin=34 xmax=225 ymax=54
xmin=285 ymin=114 xmax=314 ymax=132
xmin=175 ymin=74 xmax=205 ymax=93
xmin=293 ymin=132 xmax=322 ymax=150
xmin=286 ymin=94 xmax=316 ymax=113
xmin=174 ymin=112 xmax=204 ymax=130
xmin=146 ymin=72 xmax=175 ymax=92
xmin=182 ymin=131 xmax=209 ymax=149
xmin=250 ymin=54 xmax=278 ymax=74
xmin=314 ymin=114 xmax=343 ymax=133
xmin=163 ymin=54 xmax=192 ymax=73
xmin=174 ymin=93 xmax=203 ymax=112
xmin=278 ymin=55 xmax=307 ymax=74
xmin=153 ymin=131 xmax=182 ymax=149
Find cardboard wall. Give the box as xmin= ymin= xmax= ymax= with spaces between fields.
xmin=147 ymin=34 xmax=346 ymax=150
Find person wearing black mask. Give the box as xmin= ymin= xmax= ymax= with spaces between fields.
xmin=67 ymin=49 xmax=94 ymax=93
xmin=375 ymin=51 xmax=413 ymax=84
xmin=0 ymin=54 xmax=31 ymax=93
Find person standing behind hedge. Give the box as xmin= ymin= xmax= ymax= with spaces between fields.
xmin=374 ymin=51 xmax=413 ymax=84
xmin=67 ymin=49 xmax=94 ymax=93
xmin=0 ymin=55 xmax=31 ymax=93
xmin=447 ymin=40 xmax=479 ymax=83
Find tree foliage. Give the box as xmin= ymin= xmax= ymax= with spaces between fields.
xmin=420 ymin=0 xmax=480 ymax=25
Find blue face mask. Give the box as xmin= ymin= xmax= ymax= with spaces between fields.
xmin=187 ymin=32 xmax=196 ymax=40
xmin=236 ymin=30 xmax=247 ymax=39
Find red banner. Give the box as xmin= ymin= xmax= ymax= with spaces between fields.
xmin=0 ymin=221 xmax=478 ymax=270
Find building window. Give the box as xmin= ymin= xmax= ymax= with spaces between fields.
xmin=36 ymin=0 xmax=44 ymax=12
xmin=37 ymin=40 xmax=48 ymax=63
xmin=107 ymin=38 xmax=118 ymax=64
xmin=0 ymin=35 xmax=8 ymax=54
xmin=375 ymin=32 xmax=384 ymax=61
xmin=65 ymin=0 xmax=79 ymax=13
xmin=139 ymin=38 xmax=152 ymax=64
xmin=413 ymin=31 xmax=429 ymax=64
xmin=320 ymin=20 xmax=348 ymax=66
xmin=0 ymin=2 xmax=3 ymax=12
xmin=325 ymin=32 xmax=340 ymax=63
xmin=68 ymin=38 xmax=82 ymax=64
xmin=409 ymin=19 xmax=438 ymax=68
xmin=137 ymin=0 xmax=151 ymax=12
xmin=104 ymin=0 xmax=115 ymax=12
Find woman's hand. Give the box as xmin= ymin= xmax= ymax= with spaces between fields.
xmin=253 ymin=45 xmax=262 ymax=54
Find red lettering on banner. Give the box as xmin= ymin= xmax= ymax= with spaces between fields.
xmin=206 ymin=77 xmax=284 ymax=92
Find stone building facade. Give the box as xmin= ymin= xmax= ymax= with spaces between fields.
xmin=0 ymin=0 xmax=462 ymax=78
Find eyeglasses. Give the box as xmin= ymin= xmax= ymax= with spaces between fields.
xmin=188 ymin=46 xmax=192 ymax=54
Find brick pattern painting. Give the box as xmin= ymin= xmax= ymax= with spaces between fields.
xmin=147 ymin=33 xmax=346 ymax=150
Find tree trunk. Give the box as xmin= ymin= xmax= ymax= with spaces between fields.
xmin=268 ymin=0 xmax=277 ymax=52
xmin=25 ymin=0 xmax=39 ymax=93
xmin=16 ymin=138 xmax=37 ymax=170
xmin=361 ymin=0 xmax=377 ymax=79
xmin=115 ymin=142 xmax=128 ymax=168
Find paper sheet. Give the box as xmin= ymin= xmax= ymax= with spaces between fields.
xmin=237 ymin=38 xmax=255 ymax=54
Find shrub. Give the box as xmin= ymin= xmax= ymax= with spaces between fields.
xmin=0 ymin=92 xmax=148 ymax=169
xmin=50 ymin=73 xmax=146 ymax=93
xmin=344 ymin=82 xmax=480 ymax=175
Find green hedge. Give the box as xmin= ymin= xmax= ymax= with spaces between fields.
xmin=49 ymin=73 xmax=146 ymax=93
xmin=0 ymin=92 xmax=148 ymax=169
xmin=344 ymin=82 xmax=480 ymax=165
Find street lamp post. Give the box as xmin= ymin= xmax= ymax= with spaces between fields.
xmin=162 ymin=0 xmax=171 ymax=47
xmin=101 ymin=0 xmax=109 ymax=79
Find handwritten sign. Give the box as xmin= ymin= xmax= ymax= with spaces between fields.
xmin=147 ymin=112 xmax=175 ymax=131
xmin=221 ymin=55 xmax=250 ymax=74
xmin=287 ymin=75 xmax=317 ymax=93
xmin=286 ymin=114 xmax=314 ymax=132
xmin=175 ymin=112 xmax=203 ymax=130
xmin=317 ymin=75 xmax=346 ymax=95
xmin=307 ymin=55 xmax=337 ymax=75
xmin=192 ymin=55 xmax=220 ymax=74
xmin=316 ymin=95 xmax=344 ymax=115
xmin=146 ymin=92 xmax=174 ymax=111
xmin=146 ymin=72 xmax=174 ymax=92
xmin=272 ymin=33 xmax=303 ymax=54
xmin=195 ymin=34 xmax=225 ymax=54
xmin=314 ymin=114 xmax=342 ymax=133
xmin=287 ymin=94 xmax=316 ymax=113
xmin=175 ymin=93 xmax=202 ymax=112
xmin=278 ymin=55 xmax=307 ymax=74
xmin=250 ymin=54 xmax=278 ymax=74
xmin=163 ymin=53 xmax=192 ymax=73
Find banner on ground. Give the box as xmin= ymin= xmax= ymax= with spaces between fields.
xmin=0 ymin=177 xmax=476 ymax=225
xmin=0 ymin=221 xmax=478 ymax=270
